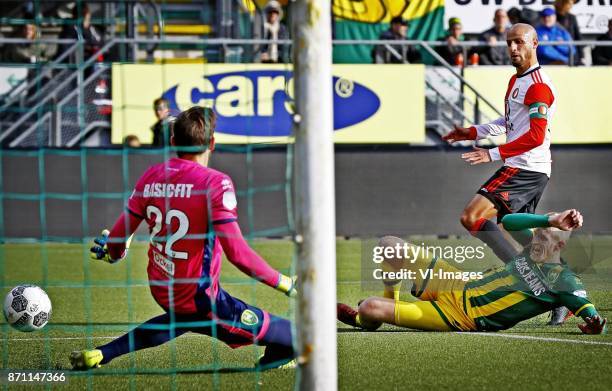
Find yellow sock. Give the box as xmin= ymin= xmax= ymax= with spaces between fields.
xmin=355 ymin=313 xmax=364 ymax=328
xmin=355 ymin=313 xmax=382 ymax=331
xmin=383 ymin=283 xmax=401 ymax=301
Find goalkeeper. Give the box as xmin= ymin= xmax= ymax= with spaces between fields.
xmin=338 ymin=210 xmax=607 ymax=335
xmin=70 ymin=106 xmax=296 ymax=370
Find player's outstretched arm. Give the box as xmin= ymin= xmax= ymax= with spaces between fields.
xmin=461 ymin=147 xmax=493 ymax=165
xmin=548 ymin=210 xmax=584 ymax=231
xmin=548 ymin=224 xmax=605 ymax=335
xmin=216 ymin=221 xmax=296 ymax=297
xmin=447 ymin=118 xmax=508 ymax=165
xmin=578 ymin=316 xmax=607 ymax=335
xmin=442 ymin=124 xmax=476 ymax=143
xmin=442 ymin=117 xmax=506 ymax=144
xmin=559 ymin=288 xmax=607 ymax=335
xmin=90 ymin=211 xmax=142 ymax=263
xmin=558 ymin=291 xmax=607 ymax=335
xmin=501 ymin=210 xmax=583 ymax=232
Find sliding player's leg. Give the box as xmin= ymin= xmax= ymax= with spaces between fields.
xmin=378 ymin=236 xmax=414 ymax=301
xmin=377 ymin=236 xmax=465 ymax=302
xmin=70 ymin=312 xmax=190 ymax=369
xmin=378 ymin=235 xmax=441 ymax=301
xmin=358 ymin=297 xmax=452 ymax=331
xmin=338 ymin=294 xmax=475 ymax=332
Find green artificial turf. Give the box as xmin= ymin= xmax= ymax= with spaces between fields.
xmin=1 ymin=239 xmax=611 ymax=390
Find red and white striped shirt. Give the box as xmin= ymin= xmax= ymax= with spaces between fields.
xmin=473 ymin=64 xmax=556 ymax=177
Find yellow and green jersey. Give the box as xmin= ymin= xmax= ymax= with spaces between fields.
xmin=464 ymin=253 xmax=597 ymax=331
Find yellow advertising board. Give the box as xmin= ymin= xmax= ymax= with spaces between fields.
xmin=464 ymin=67 xmax=612 ymax=144
xmin=112 ymin=64 xmax=425 ymax=144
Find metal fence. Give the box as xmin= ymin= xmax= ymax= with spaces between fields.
xmin=1 ymin=37 xmax=611 ymax=148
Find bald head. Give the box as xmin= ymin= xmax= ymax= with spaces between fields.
xmin=508 ymin=23 xmax=537 ymax=41
xmin=530 ymin=226 xmax=572 ymax=263
xmin=506 ymin=23 xmax=539 ymax=73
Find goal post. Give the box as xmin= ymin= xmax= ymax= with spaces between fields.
xmin=292 ymin=0 xmax=338 ymax=390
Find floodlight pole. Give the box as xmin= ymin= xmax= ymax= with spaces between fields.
xmin=293 ymin=0 xmax=337 ymax=390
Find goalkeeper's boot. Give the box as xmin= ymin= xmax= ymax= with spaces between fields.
xmin=70 ymin=349 xmax=103 ymax=370
xmin=256 ymin=345 xmax=296 ymax=370
xmin=547 ymin=306 xmax=573 ymax=326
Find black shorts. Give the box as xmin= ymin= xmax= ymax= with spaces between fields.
xmin=477 ymin=166 xmax=549 ymax=223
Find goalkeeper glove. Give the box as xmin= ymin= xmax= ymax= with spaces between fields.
xmin=276 ymin=274 xmax=297 ymax=298
xmin=90 ymin=229 xmax=117 ymax=264
xmin=578 ymin=315 xmax=608 ymax=335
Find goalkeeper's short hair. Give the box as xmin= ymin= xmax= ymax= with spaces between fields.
xmin=173 ymin=106 xmax=217 ymax=156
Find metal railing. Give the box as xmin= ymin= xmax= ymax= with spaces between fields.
xmin=0 ymin=42 xmax=80 ymax=113
xmin=0 ymin=37 xmax=610 ymax=147
xmin=0 ymin=38 xmax=116 ymax=147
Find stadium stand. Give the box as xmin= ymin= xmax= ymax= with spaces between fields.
xmin=0 ymin=1 xmax=610 ymax=148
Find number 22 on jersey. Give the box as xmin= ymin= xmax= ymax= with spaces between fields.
xmin=146 ymin=205 xmax=190 ymax=260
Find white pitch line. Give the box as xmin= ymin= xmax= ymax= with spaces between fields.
xmin=7 ymin=331 xmax=612 ymax=346
xmin=461 ymin=332 xmax=612 ymax=346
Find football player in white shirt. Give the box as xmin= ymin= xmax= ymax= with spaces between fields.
xmin=443 ymin=24 xmax=570 ymax=325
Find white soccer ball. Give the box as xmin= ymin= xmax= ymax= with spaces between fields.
xmin=3 ymin=285 xmax=52 ymax=332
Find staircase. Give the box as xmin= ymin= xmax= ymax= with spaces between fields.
xmin=1 ymin=3 xmax=504 ymax=148
xmin=420 ymin=43 xmax=503 ymax=146
xmin=425 ymin=66 xmax=499 ymax=143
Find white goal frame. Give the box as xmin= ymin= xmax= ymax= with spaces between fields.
xmin=293 ymin=0 xmax=337 ymax=390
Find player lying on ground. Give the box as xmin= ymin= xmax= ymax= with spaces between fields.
xmin=70 ymin=107 xmax=297 ymax=370
xmin=337 ymin=210 xmax=607 ymax=334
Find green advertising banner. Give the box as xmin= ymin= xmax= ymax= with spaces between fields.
xmin=333 ymin=0 xmax=445 ymax=63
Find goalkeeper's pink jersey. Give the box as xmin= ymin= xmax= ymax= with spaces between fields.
xmin=127 ymin=158 xmax=239 ymax=313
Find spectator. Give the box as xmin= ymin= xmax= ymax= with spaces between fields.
xmin=592 ymin=18 xmax=612 ymax=66
xmin=508 ymin=7 xmax=522 ymax=25
xmin=478 ymin=9 xmax=510 ymax=65
xmin=508 ymin=7 xmax=539 ymax=26
xmin=536 ymin=8 xmax=575 ymax=65
xmin=124 ymin=135 xmax=141 ymax=148
xmin=437 ymin=17 xmax=465 ymax=65
xmin=1 ymin=22 xmax=47 ymax=63
xmin=372 ymin=16 xmax=421 ymax=64
xmin=56 ymin=2 xmax=102 ymax=62
xmin=257 ymin=1 xmax=289 ymax=63
xmin=150 ymin=98 xmax=175 ymax=147
xmin=555 ymin=0 xmax=583 ymax=65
